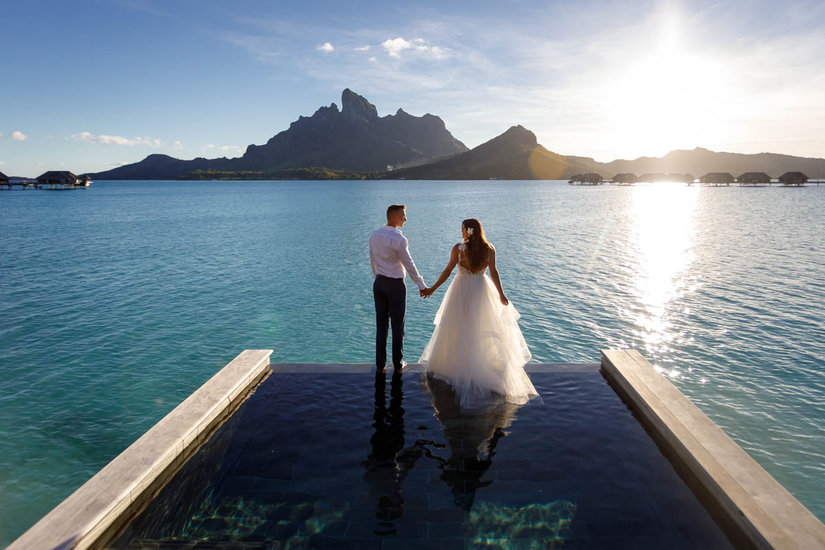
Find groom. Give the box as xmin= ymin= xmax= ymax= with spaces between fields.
xmin=369 ymin=204 xmax=428 ymax=372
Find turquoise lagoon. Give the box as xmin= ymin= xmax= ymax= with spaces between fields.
xmin=0 ymin=180 xmax=823 ymax=545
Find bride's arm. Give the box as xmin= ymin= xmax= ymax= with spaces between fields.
xmin=425 ymin=244 xmax=459 ymax=295
xmin=487 ymin=246 xmax=509 ymax=305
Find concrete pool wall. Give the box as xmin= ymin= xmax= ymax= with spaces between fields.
xmin=601 ymin=349 xmax=825 ymax=549
xmin=7 ymin=349 xmax=273 ymax=550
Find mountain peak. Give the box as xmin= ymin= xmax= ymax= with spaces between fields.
xmin=498 ymin=125 xmax=537 ymax=148
xmin=341 ymin=88 xmax=378 ymax=120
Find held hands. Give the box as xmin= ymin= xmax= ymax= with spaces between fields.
xmin=420 ymin=287 xmax=435 ymax=298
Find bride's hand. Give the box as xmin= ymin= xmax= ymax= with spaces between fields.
xmin=500 ymin=295 xmax=509 ymax=306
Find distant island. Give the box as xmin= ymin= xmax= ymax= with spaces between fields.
xmin=85 ymin=89 xmax=825 ymax=181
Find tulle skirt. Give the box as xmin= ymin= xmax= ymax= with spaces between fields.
xmin=419 ymin=270 xmax=537 ymax=408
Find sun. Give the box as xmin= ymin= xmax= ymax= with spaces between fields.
xmin=600 ymin=19 xmax=736 ymax=158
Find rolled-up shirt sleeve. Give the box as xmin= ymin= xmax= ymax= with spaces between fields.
xmin=396 ymin=236 xmax=426 ymax=289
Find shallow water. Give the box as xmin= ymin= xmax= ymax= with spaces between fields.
xmin=0 ymin=180 xmax=823 ymax=544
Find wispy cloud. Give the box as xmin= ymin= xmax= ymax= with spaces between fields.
xmin=354 ymin=45 xmax=371 ymax=52
xmin=69 ymin=132 xmax=162 ymax=147
xmin=380 ymin=37 xmax=449 ymax=59
xmin=173 ymin=140 xmax=183 ymax=150
xmin=11 ymin=131 xmax=27 ymax=141
xmin=316 ymin=42 xmax=334 ymax=53
xmin=220 ymin=30 xmax=284 ymax=62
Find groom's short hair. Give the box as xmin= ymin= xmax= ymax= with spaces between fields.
xmin=387 ymin=204 xmax=406 ymax=219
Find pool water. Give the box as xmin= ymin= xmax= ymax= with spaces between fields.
xmin=113 ymin=368 xmax=732 ymax=549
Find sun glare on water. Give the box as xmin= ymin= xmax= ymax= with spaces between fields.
xmin=629 ymin=183 xmax=699 ymax=377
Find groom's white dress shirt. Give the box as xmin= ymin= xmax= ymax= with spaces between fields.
xmin=369 ymin=225 xmax=426 ymax=289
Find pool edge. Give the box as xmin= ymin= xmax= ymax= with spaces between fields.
xmin=601 ymin=348 xmax=825 ymax=550
xmin=7 ymin=349 xmax=273 ymax=550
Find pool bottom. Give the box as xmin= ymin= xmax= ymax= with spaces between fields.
xmin=112 ymin=369 xmax=733 ymax=549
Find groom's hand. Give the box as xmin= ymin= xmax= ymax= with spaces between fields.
xmin=420 ymin=287 xmax=431 ymax=298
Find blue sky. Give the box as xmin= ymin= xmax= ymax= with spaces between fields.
xmin=2 ymin=0 xmax=825 ymax=176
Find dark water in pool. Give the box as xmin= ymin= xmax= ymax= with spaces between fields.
xmin=113 ymin=369 xmax=732 ymax=548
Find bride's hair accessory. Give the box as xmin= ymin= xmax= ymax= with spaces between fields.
xmin=466 ymin=227 xmax=474 ymax=236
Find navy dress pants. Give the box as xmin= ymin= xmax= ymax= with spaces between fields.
xmin=373 ymin=276 xmax=406 ymax=369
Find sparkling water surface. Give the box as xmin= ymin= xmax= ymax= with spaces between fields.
xmin=1 ymin=180 xmax=824 ymax=545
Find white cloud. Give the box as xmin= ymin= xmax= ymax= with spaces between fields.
xmin=381 ymin=37 xmax=411 ymax=58
xmin=354 ymin=45 xmax=371 ymax=52
xmin=0 ymin=132 xmax=4 ymax=139
xmin=0 ymin=160 xmax=5 ymax=166
xmin=368 ymin=56 xmax=377 ymax=63
xmin=173 ymin=140 xmax=183 ymax=150
xmin=381 ymin=37 xmax=449 ymax=59
xmin=316 ymin=42 xmax=334 ymax=53
xmin=69 ymin=131 xmax=162 ymax=147
xmin=11 ymin=131 xmax=27 ymax=141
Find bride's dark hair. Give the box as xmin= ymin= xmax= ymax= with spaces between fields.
xmin=462 ymin=218 xmax=492 ymax=271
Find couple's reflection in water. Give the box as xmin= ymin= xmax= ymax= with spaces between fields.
xmin=363 ymin=370 xmax=408 ymax=531
xmin=363 ymin=370 xmax=522 ymax=535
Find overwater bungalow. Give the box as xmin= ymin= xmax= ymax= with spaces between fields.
xmin=36 ymin=170 xmax=87 ymax=189
xmin=611 ymin=173 xmax=637 ymax=185
xmin=778 ymin=171 xmax=808 ymax=186
xmin=736 ymin=172 xmax=771 ymax=186
xmin=568 ymin=173 xmax=603 ymax=185
xmin=698 ymin=172 xmax=735 ymax=186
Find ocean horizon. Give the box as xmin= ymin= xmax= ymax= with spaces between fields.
xmin=1 ymin=179 xmax=823 ymax=545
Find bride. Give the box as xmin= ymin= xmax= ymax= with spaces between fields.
xmin=420 ymin=218 xmax=537 ymax=408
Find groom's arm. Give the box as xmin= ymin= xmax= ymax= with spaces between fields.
xmin=369 ymin=244 xmax=377 ymax=276
xmin=396 ymin=237 xmax=426 ymax=290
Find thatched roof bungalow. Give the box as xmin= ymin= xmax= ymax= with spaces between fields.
xmin=37 ymin=171 xmax=81 ymax=186
xmin=699 ymin=172 xmax=735 ymax=185
xmin=737 ymin=172 xmax=771 ymax=186
xmin=778 ymin=172 xmax=808 ymax=186
xmin=612 ymin=173 xmax=638 ymax=184
xmin=569 ymin=173 xmax=603 ymax=185
xmin=737 ymin=172 xmax=771 ymax=183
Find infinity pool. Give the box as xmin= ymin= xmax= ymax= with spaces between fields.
xmin=113 ymin=366 xmax=732 ymax=548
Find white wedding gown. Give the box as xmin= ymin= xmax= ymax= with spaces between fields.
xmin=419 ymin=257 xmax=537 ymax=409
